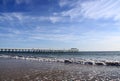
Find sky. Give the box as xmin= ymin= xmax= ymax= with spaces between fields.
xmin=0 ymin=0 xmax=120 ymax=51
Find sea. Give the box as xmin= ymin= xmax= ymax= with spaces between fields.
xmin=1 ymin=51 xmax=120 ymax=80
xmin=0 ymin=51 xmax=120 ymax=66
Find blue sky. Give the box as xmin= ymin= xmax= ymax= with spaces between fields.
xmin=0 ymin=0 xmax=120 ymax=51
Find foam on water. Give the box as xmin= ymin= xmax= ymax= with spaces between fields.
xmin=0 ymin=54 xmax=120 ymax=66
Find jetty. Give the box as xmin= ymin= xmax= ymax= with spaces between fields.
xmin=0 ymin=48 xmax=79 ymax=53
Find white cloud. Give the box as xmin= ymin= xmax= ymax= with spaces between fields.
xmin=24 ymin=25 xmax=82 ymax=42
xmin=0 ymin=33 xmax=15 ymax=37
xmin=0 ymin=27 xmax=22 ymax=37
xmin=30 ymin=33 xmax=80 ymax=42
xmin=59 ymin=0 xmax=79 ymax=8
xmin=62 ymin=7 xmax=82 ymax=19
xmin=81 ymin=0 xmax=120 ymax=20
xmin=59 ymin=0 xmax=75 ymax=7
xmin=0 ymin=23 xmax=82 ymax=42
xmin=15 ymin=0 xmax=30 ymax=4
xmin=60 ymin=0 xmax=120 ymax=21
xmin=0 ymin=13 xmax=71 ymax=41
xmin=59 ymin=0 xmax=68 ymax=7
xmin=0 ymin=13 xmax=25 ymax=22
xmin=0 ymin=13 xmax=65 ymax=23
xmin=49 ymin=16 xmax=62 ymax=23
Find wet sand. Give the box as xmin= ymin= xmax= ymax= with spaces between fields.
xmin=0 ymin=58 xmax=120 ymax=81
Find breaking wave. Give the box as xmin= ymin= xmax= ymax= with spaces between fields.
xmin=0 ymin=54 xmax=120 ymax=66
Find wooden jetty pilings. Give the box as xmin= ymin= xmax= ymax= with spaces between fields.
xmin=0 ymin=48 xmax=79 ymax=53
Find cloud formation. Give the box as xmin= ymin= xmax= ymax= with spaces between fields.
xmin=1 ymin=0 xmax=120 ymax=50
xmin=0 ymin=12 xmax=81 ymax=42
xmin=60 ymin=0 xmax=120 ymax=21
xmin=0 ymin=13 xmax=63 ymax=23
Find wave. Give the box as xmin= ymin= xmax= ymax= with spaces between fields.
xmin=0 ymin=54 xmax=120 ymax=66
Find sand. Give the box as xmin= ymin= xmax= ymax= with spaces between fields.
xmin=0 ymin=58 xmax=120 ymax=81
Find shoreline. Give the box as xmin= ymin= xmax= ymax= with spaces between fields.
xmin=1 ymin=54 xmax=120 ymax=67
xmin=0 ymin=58 xmax=120 ymax=81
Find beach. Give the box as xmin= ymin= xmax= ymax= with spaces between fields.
xmin=0 ymin=58 xmax=120 ymax=81
xmin=0 ymin=0 xmax=120 ymax=80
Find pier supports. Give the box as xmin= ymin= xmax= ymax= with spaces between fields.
xmin=0 ymin=48 xmax=79 ymax=53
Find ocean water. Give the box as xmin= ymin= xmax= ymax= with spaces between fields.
xmin=1 ymin=58 xmax=120 ymax=81
xmin=0 ymin=51 xmax=120 ymax=66
xmin=1 ymin=52 xmax=120 ymax=80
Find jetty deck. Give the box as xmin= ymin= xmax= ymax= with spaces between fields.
xmin=0 ymin=48 xmax=79 ymax=53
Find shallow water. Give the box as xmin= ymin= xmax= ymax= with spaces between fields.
xmin=0 ymin=58 xmax=120 ymax=81
xmin=1 ymin=51 xmax=120 ymax=61
xmin=1 ymin=52 xmax=120 ymax=80
xmin=1 ymin=52 xmax=120 ymax=66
